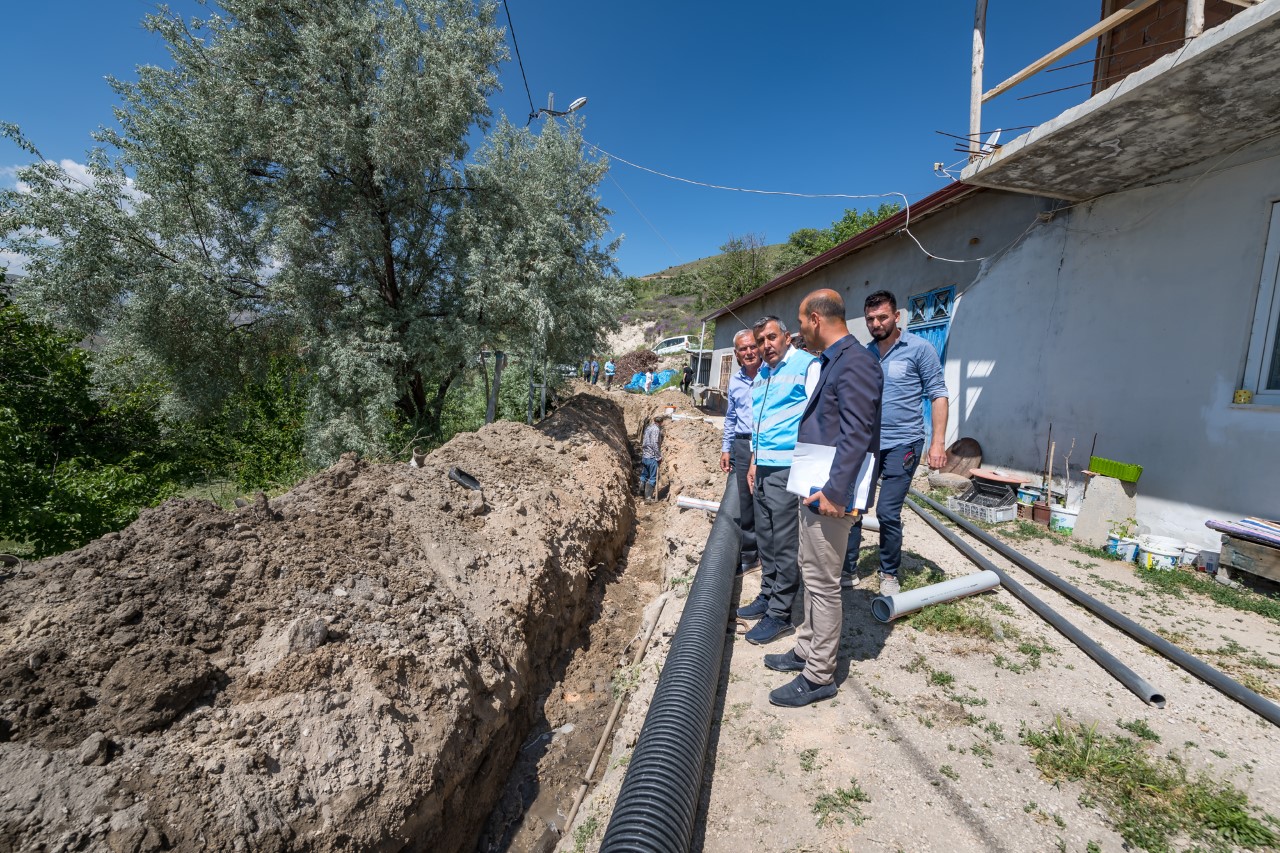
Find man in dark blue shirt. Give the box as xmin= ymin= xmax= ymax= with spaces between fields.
xmin=843 ymin=290 xmax=949 ymax=596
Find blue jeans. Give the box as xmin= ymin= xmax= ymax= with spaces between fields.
xmin=640 ymin=458 xmax=659 ymax=487
xmin=843 ymin=440 xmax=923 ymax=578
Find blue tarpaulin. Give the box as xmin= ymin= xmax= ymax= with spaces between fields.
xmin=623 ymin=369 xmax=676 ymax=393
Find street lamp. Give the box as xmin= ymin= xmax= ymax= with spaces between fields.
xmin=529 ymin=93 xmax=588 ymax=121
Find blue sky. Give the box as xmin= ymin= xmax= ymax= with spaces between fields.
xmin=1 ymin=1 xmax=1102 ymax=277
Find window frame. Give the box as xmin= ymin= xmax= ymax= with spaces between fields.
xmin=1243 ymin=202 xmax=1280 ymax=406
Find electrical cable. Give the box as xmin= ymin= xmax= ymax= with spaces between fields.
xmin=606 ymin=173 xmax=684 ymax=266
xmin=586 ymin=140 xmax=1046 ymax=266
xmin=500 ymin=0 xmax=537 ymax=123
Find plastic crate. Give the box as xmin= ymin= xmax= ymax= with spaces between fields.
xmin=1088 ymin=456 xmax=1143 ymax=483
xmin=947 ymin=496 xmax=1018 ymax=524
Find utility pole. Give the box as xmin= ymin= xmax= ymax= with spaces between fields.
xmin=970 ymin=0 xmax=988 ymax=159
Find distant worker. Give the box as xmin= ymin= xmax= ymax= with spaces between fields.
xmin=765 ymin=289 xmax=881 ymax=708
xmin=639 ymin=414 xmax=666 ymax=501
xmin=643 ymin=369 xmax=655 ymax=394
xmin=590 ymin=357 xmax=600 ymax=385
xmin=582 ymin=358 xmax=591 ymax=379
xmin=681 ymin=362 xmax=694 ymax=394
xmin=739 ymin=315 xmax=819 ymax=646
xmin=720 ymin=329 xmax=762 ymax=576
xmin=604 ymin=357 xmax=616 ymax=390
xmin=842 ymin=290 xmax=949 ymax=596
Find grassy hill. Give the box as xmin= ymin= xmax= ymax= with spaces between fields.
xmin=618 ymin=242 xmax=785 ymax=348
xmin=640 ymin=243 xmax=785 ymax=281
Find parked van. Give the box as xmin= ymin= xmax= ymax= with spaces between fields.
xmin=652 ymin=335 xmax=694 ymax=356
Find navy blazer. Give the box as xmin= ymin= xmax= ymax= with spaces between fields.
xmin=798 ymin=334 xmax=883 ymax=509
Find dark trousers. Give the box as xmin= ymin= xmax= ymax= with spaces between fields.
xmin=843 ymin=440 xmax=923 ymax=578
xmin=730 ymin=437 xmax=757 ymax=569
xmin=606 ymin=374 xmax=614 ymax=390
xmin=754 ymin=465 xmax=800 ymax=621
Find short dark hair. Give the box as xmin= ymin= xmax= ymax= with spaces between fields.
xmin=803 ymin=291 xmax=845 ymax=320
xmin=752 ymin=315 xmax=788 ymax=336
xmin=865 ymin=290 xmax=897 ymax=312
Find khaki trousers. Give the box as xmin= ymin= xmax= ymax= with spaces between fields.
xmin=794 ymin=509 xmax=854 ymax=685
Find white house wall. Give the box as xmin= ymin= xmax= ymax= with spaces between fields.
xmin=948 ymin=136 xmax=1280 ymax=547
xmin=708 ymin=191 xmax=1052 ymax=386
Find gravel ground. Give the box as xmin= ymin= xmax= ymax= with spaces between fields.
xmin=562 ymin=420 xmax=1280 ymax=853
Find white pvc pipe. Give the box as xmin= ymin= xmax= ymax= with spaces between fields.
xmin=871 ymin=569 xmax=1001 ymax=623
xmin=676 ymin=494 xmax=881 ymax=533
xmin=676 ymin=496 xmax=720 ymax=512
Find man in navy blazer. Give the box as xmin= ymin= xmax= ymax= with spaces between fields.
xmin=765 ymin=289 xmax=882 ymax=708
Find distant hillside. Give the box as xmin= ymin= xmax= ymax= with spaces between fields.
xmin=640 ymin=243 xmax=785 ymax=281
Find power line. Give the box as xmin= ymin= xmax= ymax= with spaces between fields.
xmin=501 ymin=0 xmax=537 ymax=121
xmin=607 ymin=173 xmax=684 ymax=266
xmin=585 ymin=140 xmax=1044 ymax=265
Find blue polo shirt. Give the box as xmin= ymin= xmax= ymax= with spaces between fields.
xmin=868 ymin=330 xmax=947 ymax=449
xmin=721 ymin=366 xmax=756 ymax=452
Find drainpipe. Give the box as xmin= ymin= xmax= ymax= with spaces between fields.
xmin=601 ymin=475 xmax=741 ymax=850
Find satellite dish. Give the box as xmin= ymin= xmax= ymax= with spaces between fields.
xmin=980 ymin=129 xmax=1001 ymax=154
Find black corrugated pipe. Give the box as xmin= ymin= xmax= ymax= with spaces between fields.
xmin=600 ymin=475 xmax=741 ymax=851
xmin=911 ymin=490 xmax=1280 ymax=728
xmin=905 ymin=500 xmax=1165 ymax=707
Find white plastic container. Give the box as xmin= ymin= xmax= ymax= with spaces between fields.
xmin=1179 ymin=545 xmax=1199 ymax=567
xmin=1137 ymin=535 xmax=1183 ymax=570
xmin=1049 ymin=504 xmax=1080 ymax=534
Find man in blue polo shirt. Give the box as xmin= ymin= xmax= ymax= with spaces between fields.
xmin=843 ymin=290 xmax=949 ymax=596
xmin=739 ymin=315 xmax=819 ymax=645
xmin=720 ymin=329 xmax=762 ymax=575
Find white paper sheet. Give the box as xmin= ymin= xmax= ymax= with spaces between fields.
xmin=785 ymin=442 xmax=876 ymax=512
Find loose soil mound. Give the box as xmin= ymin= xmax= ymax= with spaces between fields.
xmin=0 ymin=394 xmax=633 ymax=853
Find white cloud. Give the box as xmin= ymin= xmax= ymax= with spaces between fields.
xmin=56 ymin=158 xmax=95 ymax=188
xmin=0 ymin=250 xmax=28 ymax=276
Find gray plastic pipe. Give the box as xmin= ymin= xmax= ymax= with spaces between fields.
xmin=906 ymin=500 xmax=1166 ymax=708
xmin=871 ymin=570 xmax=1001 ymax=622
xmin=912 ymin=491 xmax=1280 ymax=725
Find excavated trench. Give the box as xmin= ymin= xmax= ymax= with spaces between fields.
xmin=0 ymin=389 xmax=726 ymax=853
xmin=478 ymin=391 xmax=722 ymax=852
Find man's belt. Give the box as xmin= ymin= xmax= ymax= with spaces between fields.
xmin=734 ymin=433 xmax=752 ymax=440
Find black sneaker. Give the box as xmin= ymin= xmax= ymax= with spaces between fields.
xmin=769 ymin=674 xmax=837 ymax=707
xmin=735 ymin=596 xmax=768 ymax=620
xmin=763 ymin=649 xmax=806 ymax=673
xmin=744 ymin=614 xmax=794 ymax=645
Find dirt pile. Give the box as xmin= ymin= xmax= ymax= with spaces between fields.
xmin=0 ymin=394 xmax=633 ymax=853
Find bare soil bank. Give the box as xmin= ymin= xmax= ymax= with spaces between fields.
xmin=481 ymin=383 xmax=726 ymax=852
xmin=0 ymin=394 xmax=633 ymax=852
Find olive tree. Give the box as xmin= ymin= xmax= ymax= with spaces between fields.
xmin=2 ymin=0 xmax=621 ymax=461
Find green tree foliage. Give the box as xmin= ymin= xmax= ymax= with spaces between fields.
xmin=774 ymin=202 xmax=902 ymax=273
xmin=1 ymin=0 xmax=621 ymax=464
xmin=0 ymin=299 xmax=178 ymax=557
xmin=695 ymin=232 xmax=773 ymax=312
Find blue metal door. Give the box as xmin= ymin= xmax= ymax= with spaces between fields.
xmin=906 ymin=286 xmax=954 ymax=447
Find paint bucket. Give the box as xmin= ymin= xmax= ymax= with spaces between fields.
xmin=1031 ymin=501 xmax=1051 ymax=526
xmin=1136 ymin=535 xmax=1183 ymax=570
xmin=1050 ymin=504 xmax=1080 ymax=534
xmin=1016 ymin=487 xmax=1041 ymax=506
xmin=1179 ymin=545 xmax=1200 ymax=567
xmin=1116 ymin=537 xmax=1140 ymax=562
